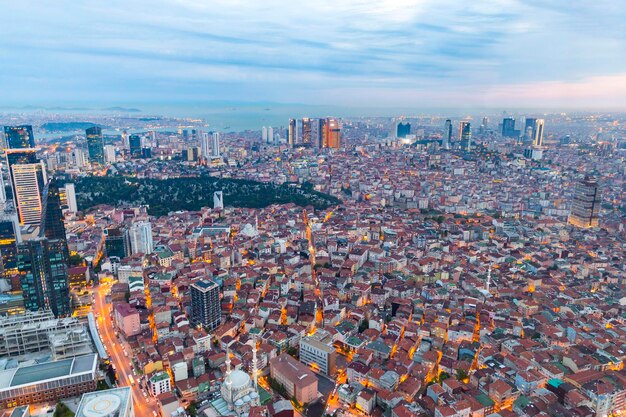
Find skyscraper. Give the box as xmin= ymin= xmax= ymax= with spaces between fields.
xmin=104 ymin=145 xmax=116 ymax=163
xmin=7 ymin=149 xmax=47 ymax=226
xmin=396 ymin=122 xmax=411 ymax=138
xmin=85 ymin=126 xmax=105 ymax=164
xmin=190 ymin=279 xmax=221 ymax=330
xmin=60 ymin=183 xmax=78 ymax=213
xmin=301 ymin=118 xmax=312 ymax=146
xmin=129 ymin=221 xmax=154 ymax=255
xmin=267 ymin=127 xmax=274 ymax=144
xmin=533 ymin=119 xmax=545 ymax=147
xmin=324 ymin=118 xmax=341 ymax=148
xmin=288 ymin=119 xmax=296 ymax=147
xmin=129 ymin=135 xmax=142 ymax=158
xmin=501 ymin=117 xmax=518 ymax=138
xmin=40 ymin=179 xmax=68 ymax=245
xmin=0 ymin=213 xmax=21 ymax=277
xmin=17 ymin=237 xmax=71 ymax=317
xmin=261 ymin=127 xmax=268 ymax=142
xmin=211 ymin=132 xmax=220 ymax=158
xmin=4 ymin=125 xmax=35 ymax=149
xmin=524 ymin=118 xmax=537 ymax=142
xmin=310 ymin=119 xmax=323 ymax=148
xmin=443 ymin=119 xmax=452 ymax=149
xmin=459 ymin=122 xmax=471 ymax=151
xmin=18 ymin=178 xmax=71 ymax=317
xmin=568 ymin=176 xmax=600 ymax=228
xmin=201 ymin=131 xmax=211 ymax=159
xmin=214 ymin=191 xmax=224 ymax=210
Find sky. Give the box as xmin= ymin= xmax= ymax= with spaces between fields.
xmin=2 ymin=0 xmax=626 ymax=112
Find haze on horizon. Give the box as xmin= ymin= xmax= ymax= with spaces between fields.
xmin=2 ymin=0 xmax=626 ymax=111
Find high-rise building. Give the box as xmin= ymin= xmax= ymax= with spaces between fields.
xmin=201 ymin=131 xmax=211 ymax=159
xmin=501 ymin=117 xmax=518 ymax=138
xmin=85 ymin=127 xmax=104 ymax=164
xmin=4 ymin=125 xmax=35 ymax=149
xmin=396 ymin=122 xmax=411 ymax=138
xmin=324 ymin=118 xmax=341 ymax=148
xmin=459 ymin=122 xmax=471 ymax=151
xmin=16 ymin=178 xmax=71 ymax=323
xmin=214 ymin=191 xmax=224 ymax=210
xmin=7 ymin=149 xmax=47 ymax=226
xmin=104 ymin=145 xmax=116 ymax=163
xmin=0 ymin=165 xmax=7 ymax=207
xmin=60 ymin=183 xmax=78 ymax=213
xmin=190 ymin=279 xmax=221 ymax=330
xmin=301 ymin=118 xmax=312 ymax=146
xmin=533 ymin=119 xmax=544 ymax=147
xmin=443 ymin=119 xmax=452 ymax=149
xmin=129 ymin=221 xmax=153 ymax=255
xmin=40 ymin=179 xmax=68 ymax=245
xmin=267 ymin=127 xmax=274 ymax=144
xmin=0 ymin=213 xmax=21 ymax=277
xmin=212 ymin=132 xmax=220 ymax=158
xmin=261 ymin=126 xmax=268 ymax=142
xmin=288 ymin=119 xmax=296 ymax=147
xmin=129 ymin=135 xmax=142 ymax=158
xmin=568 ymin=176 xmax=600 ymax=228
xmin=104 ymin=226 xmax=130 ymax=259
xmin=524 ymin=118 xmax=536 ymax=142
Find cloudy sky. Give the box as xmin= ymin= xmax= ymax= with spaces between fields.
xmin=2 ymin=0 xmax=625 ymax=110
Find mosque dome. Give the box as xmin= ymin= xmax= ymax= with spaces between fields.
xmin=224 ymin=370 xmax=251 ymax=391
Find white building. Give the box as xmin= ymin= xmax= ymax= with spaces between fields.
xmin=262 ymin=126 xmax=268 ymax=142
xmin=212 ymin=132 xmax=221 ymax=158
xmin=172 ymin=362 xmax=188 ymax=381
xmin=267 ymin=126 xmax=274 ymax=144
xmin=62 ymin=183 xmax=78 ymax=213
xmin=149 ymin=371 xmax=172 ymax=396
xmin=104 ymin=145 xmax=116 ymax=163
xmin=214 ymin=191 xmax=224 ymax=210
xmin=11 ymin=162 xmax=47 ymax=225
xmin=201 ymin=131 xmax=211 ymax=159
xmin=129 ymin=221 xmax=154 ymax=255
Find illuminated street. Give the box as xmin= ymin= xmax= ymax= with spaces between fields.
xmin=94 ymin=283 xmax=160 ymax=416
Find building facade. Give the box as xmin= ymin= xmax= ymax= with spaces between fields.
xmin=190 ymin=279 xmax=221 ymax=330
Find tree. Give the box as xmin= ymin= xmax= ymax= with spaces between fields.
xmin=54 ymin=402 xmax=75 ymax=417
xmin=455 ymin=368 xmax=468 ymax=381
xmin=69 ymin=253 xmax=84 ymax=266
xmin=286 ymin=346 xmax=298 ymax=358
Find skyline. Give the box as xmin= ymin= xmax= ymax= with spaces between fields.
xmin=2 ymin=0 xmax=626 ymax=110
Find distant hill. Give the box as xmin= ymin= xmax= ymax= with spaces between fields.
xmin=74 ymin=175 xmax=340 ymax=216
xmin=40 ymin=122 xmax=100 ymax=132
xmin=102 ymin=106 xmax=141 ymax=113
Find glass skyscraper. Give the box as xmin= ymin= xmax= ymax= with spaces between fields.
xmin=86 ymin=126 xmax=105 ymax=164
xmin=568 ymin=176 xmax=600 ymax=228
xmin=4 ymin=125 xmax=35 ymax=149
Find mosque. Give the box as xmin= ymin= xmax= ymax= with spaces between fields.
xmin=218 ymin=343 xmax=260 ymax=416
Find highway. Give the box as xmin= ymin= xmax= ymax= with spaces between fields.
xmin=94 ymin=283 xmax=160 ymax=416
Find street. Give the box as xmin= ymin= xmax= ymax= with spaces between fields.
xmin=94 ymin=283 xmax=160 ymax=416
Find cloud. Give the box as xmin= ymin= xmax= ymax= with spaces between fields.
xmin=0 ymin=0 xmax=625 ymax=109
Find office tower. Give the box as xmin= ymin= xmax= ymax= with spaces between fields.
xmin=267 ymin=127 xmax=274 ymax=144
xmin=40 ymin=179 xmax=68 ymax=244
xmin=7 ymin=149 xmax=47 ymax=226
xmin=104 ymin=226 xmax=130 ymax=259
xmin=121 ymin=131 xmax=129 ymax=149
xmin=324 ymin=118 xmax=341 ymax=148
xmin=0 ymin=213 xmax=21 ymax=277
xmin=129 ymin=134 xmax=142 ymax=158
xmin=0 ymin=166 xmax=6 ymax=207
xmin=212 ymin=132 xmax=220 ymax=158
xmin=501 ymin=117 xmax=517 ymax=138
xmin=301 ymin=118 xmax=312 ymax=146
xmin=85 ymin=126 xmax=104 ymax=164
xmin=482 ymin=117 xmax=488 ymax=128
xmin=190 ymin=279 xmax=221 ymax=330
xmin=4 ymin=125 xmax=35 ymax=149
xmin=524 ymin=118 xmax=537 ymax=142
xmin=18 ymin=180 xmax=71 ymax=317
xmin=129 ymin=221 xmax=153 ymax=255
xmin=295 ymin=119 xmax=303 ymax=145
xmin=568 ymin=176 xmax=600 ymax=228
xmin=201 ymin=131 xmax=211 ymax=159
xmin=459 ymin=122 xmax=471 ymax=151
xmin=310 ymin=118 xmax=323 ymax=148
xmin=104 ymin=145 xmax=116 ymax=163
xmin=61 ymin=183 xmax=78 ymax=213
xmin=214 ymin=191 xmax=224 ymax=210
xmin=396 ymin=122 xmax=411 ymax=138
xmin=288 ymin=119 xmax=296 ymax=147
xmin=443 ymin=119 xmax=452 ymax=149
xmin=533 ymin=119 xmax=545 ymax=147
xmin=262 ymin=126 xmax=268 ymax=142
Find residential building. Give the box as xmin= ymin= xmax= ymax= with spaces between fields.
xmin=190 ymin=279 xmax=221 ymax=330
xmin=269 ymin=353 xmax=318 ymax=404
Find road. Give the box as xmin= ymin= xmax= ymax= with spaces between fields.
xmin=94 ymin=283 xmax=159 ymax=416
